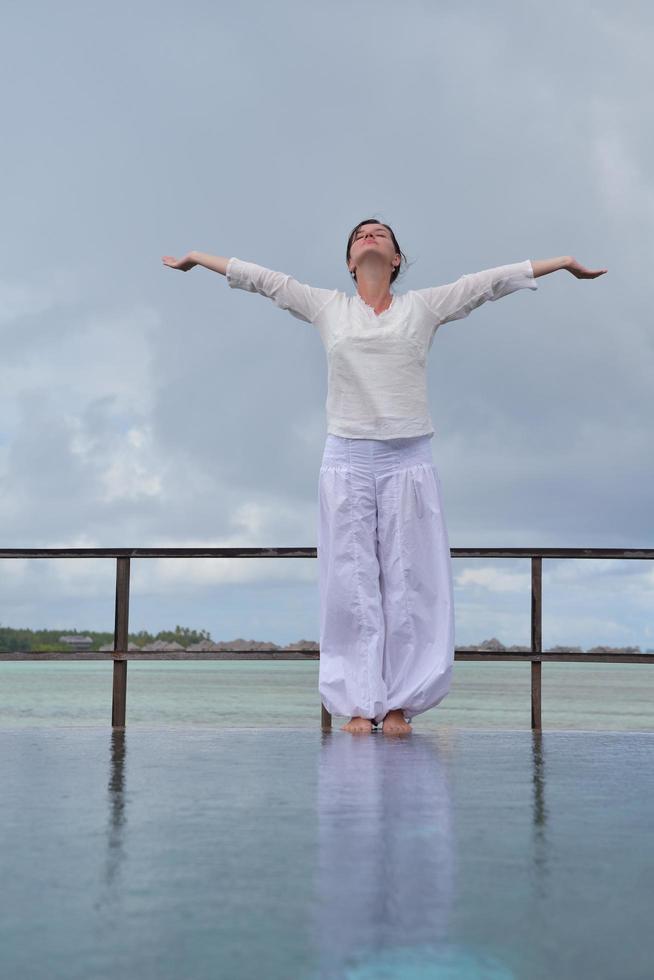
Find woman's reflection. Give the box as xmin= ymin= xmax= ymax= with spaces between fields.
xmin=311 ymin=732 xmax=455 ymax=977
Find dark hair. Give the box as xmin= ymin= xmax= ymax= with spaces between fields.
xmin=346 ymin=216 xmax=407 ymax=286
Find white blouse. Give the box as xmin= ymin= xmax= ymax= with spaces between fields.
xmin=225 ymin=256 xmax=538 ymax=440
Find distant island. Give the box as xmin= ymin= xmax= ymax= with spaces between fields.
xmin=1 ymin=625 xmax=652 ymax=656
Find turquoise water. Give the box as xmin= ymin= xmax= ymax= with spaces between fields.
xmin=0 ymin=660 xmax=653 ymax=730
xmin=1 ymin=726 xmax=653 ymax=979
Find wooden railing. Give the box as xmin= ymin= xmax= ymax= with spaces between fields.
xmin=1 ymin=547 xmax=652 ymax=731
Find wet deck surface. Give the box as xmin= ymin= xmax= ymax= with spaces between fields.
xmin=1 ymin=727 xmax=653 ymax=979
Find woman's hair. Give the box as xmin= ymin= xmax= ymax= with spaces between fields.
xmin=346 ymin=216 xmax=408 ymax=286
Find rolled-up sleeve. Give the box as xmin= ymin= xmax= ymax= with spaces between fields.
xmin=225 ymin=257 xmax=338 ymax=325
xmin=414 ymin=259 xmax=538 ymax=328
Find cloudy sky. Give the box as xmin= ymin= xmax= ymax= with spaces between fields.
xmin=1 ymin=0 xmax=652 ymax=649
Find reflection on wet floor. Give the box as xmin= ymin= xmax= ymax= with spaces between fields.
xmin=1 ymin=728 xmax=653 ymax=979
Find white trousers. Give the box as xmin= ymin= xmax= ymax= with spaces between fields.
xmin=317 ymin=433 xmax=455 ymax=726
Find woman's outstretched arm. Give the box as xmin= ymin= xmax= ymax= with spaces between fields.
xmin=531 ymin=256 xmax=608 ymax=279
xmin=414 ymin=254 xmax=608 ymax=332
xmin=161 ymin=251 xmax=338 ymax=325
xmin=414 ymin=259 xmax=538 ymax=328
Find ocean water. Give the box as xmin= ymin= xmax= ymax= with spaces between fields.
xmin=0 ymin=660 xmax=653 ymax=730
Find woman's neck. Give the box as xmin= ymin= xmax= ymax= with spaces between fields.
xmin=356 ymin=270 xmax=393 ymax=313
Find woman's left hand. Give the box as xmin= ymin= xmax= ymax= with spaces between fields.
xmin=565 ymin=257 xmax=608 ymax=279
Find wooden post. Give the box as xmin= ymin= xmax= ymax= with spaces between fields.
xmin=112 ymin=556 xmax=130 ymax=729
xmin=321 ymin=702 xmax=332 ymax=730
xmin=531 ymin=555 xmax=542 ymax=731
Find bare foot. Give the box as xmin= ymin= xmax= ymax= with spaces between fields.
xmin=382 ymin=709 xmax=412 ymax=735
xmin=341 ymin=716 xmax=373 ymax=734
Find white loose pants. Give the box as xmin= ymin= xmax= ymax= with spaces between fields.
xmin=317 ymin=433 xmax=455 ymax=726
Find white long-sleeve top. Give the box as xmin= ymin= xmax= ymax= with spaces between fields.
xmin=225 ymin=256 xmax=538 ymax=440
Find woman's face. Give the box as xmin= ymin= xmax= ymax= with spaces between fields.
xmin=348 ymin=223 xmax=400 ymax=280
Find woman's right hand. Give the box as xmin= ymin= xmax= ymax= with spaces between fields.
xmin=162 ymin=252 xmax=197 ymax=272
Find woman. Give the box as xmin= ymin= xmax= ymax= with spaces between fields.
xmin=162 ymin=220 xmax=607 ymax=736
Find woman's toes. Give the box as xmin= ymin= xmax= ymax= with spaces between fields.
xmin=382 ymin=716 xmax=412 ymax=734
xmin=340 ymin=716 xmax=373 ymax=733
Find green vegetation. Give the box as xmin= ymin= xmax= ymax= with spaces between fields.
xmin=1 ymin=625 xmax=651 ymax=655
xmin=0 ymin=624 xmax=212 ymax=654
